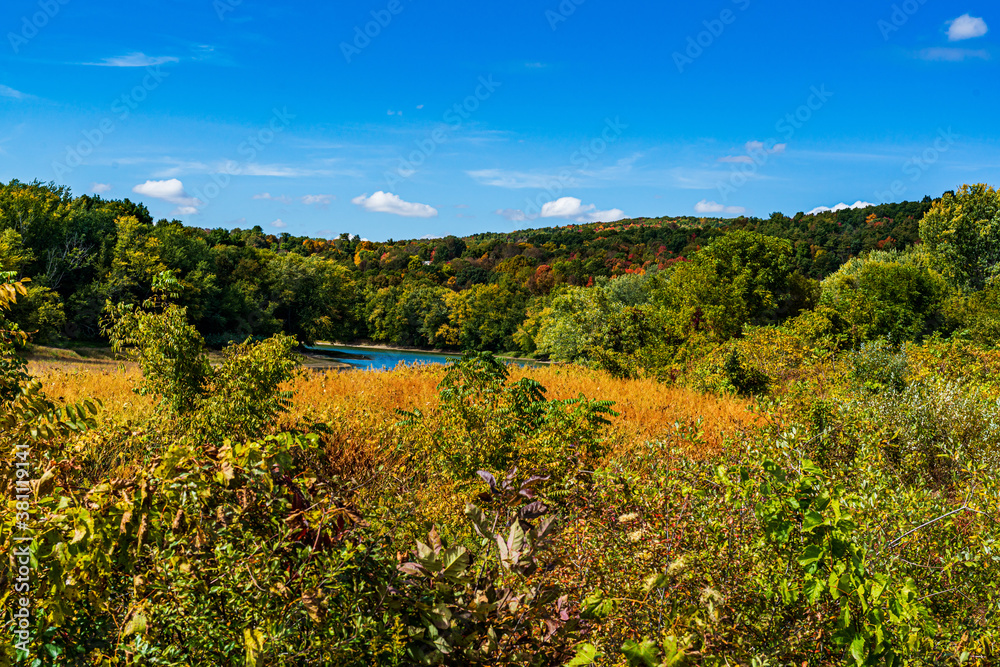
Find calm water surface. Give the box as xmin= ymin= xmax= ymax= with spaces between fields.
xmin=308 ymin=344 xmax=542 ymax=371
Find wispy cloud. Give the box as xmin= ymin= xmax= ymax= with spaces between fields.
xmin=496 ymin=208 xmax=529 ymax=222
xmin=694 ymin=200 xmax=746 ymax=216
xmin=0 ymin=85 xmax=30 ymax=100
xmin=918 ymin=47 xmax=990 ymax=62
xmin=87 ymin=52 xmax=180 ymax=67
xmin=253 ymin=192 xmax=292 ymax=205
xmin=467 ymin=168 xmax=575 ymax=189
xmin=352 ymin=191 xmax=438 ymax=218
xmin=669 ymin=167 xmax=768 ymax=190
xmin=240 ymin=163 xmax=335 ymax=177
xmin=271 ymin=219 xmax=288 ymax=229
xmin=91 ymin=183 xmax=112 ymax=194
xmin=718 ymin=141 xmax=786 ymax=164
xmin=301 ymin=194 xmax=334 ymax=206
xmin=948 ymin=14 xmax=988 ymax=41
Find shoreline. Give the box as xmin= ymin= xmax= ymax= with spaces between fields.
xmin=312 ymin=341 xmax=550 ymax=365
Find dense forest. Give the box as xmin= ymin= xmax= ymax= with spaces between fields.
xmin=0 ymin=178 xmax=935 ymax=358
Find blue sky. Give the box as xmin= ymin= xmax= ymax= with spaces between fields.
xmin=0 ymin=0 xmax=996 ymax=241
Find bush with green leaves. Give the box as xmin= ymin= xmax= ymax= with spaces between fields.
xmin=850 ymin=340 xmax=908 ymax=394
xmin=195 ymin=333 xmax=300 ymax=441
xmin=404 ymin=352 xmax=616 ymax=482
xmin=721 ymin=348 xmax=770 ymax=396
xmin=390 ymin=470 xmax=581 ymax=665
xmin=104 ymin=270 xmax=300 ymax=440
xmin=820 ymin=249 xmax=954 ymax=345
xmin=103 ymin=271 xmax=212 ymax=414
xmin=920 ymin=183 xmax=1000 ymax=290
xmin=855 ymin=376 xmax=1000 ymax=487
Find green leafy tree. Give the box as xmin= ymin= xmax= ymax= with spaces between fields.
xmin=920 ymin=183 xmax=1000 ymax=290
xmin=103 ymin=271 xmax=212 ymax=414
xmin=653 ymin=231 xmax=795 ymax=343
xmin=820 ymin=250 xmax=953 ymax=344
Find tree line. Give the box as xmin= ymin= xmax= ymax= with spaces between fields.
xmin=0 ymin=178 xmax=950 ymax=359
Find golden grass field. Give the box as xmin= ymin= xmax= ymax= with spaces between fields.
xmin=27 ymin=358 xmax=760 ymax=475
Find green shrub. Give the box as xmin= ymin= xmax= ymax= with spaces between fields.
xmin=850 ymin=340 xmax=908 ymax=393
xmin=407 ymin=352 xmax=616 ymax=482
xmin=721 ymin=348 xmax=770 ymax=396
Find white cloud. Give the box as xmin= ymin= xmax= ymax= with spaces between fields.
xmin=89 ymin=52 xmax=179 ymax=67
xmin=806 ymin=200 xmax=875 ymax=216
xmin=91 ymin=183 xmax=112 ymax=194
xmin=352 ymin=191 xmax=438 ymax=218
xmin=0 ymin=85 xmax=29 ymax=100
xmin=467 ymin=169 xmax=574 ymax=189
xmin=948 ymin=14 xmax=988 ymax=41
xmin=301 ymin=194 xmax=333 ymax=206
xmin=918 ymin=47 xmax=990 ymax=62
xmin=253 ymin=192 xmax=293 ymax=205
xmin=719 ymin=141 xmax=787 ymax=164
xmin=539 ymin=197 xmax=626 ymax=223
xmin=132 ymin=179 xmax=201 ymax=215
xmin=271 ymin=219 xmax=287 ymax=229
xmin=416 ymin=104 xmax=425 ymax=109
xmin=694 ymin=200 xmax=747 ymax=216
xmin=496 ymin=208 xmax=529 ymax=222
xmin=240 ymin=163 xmax=334 ymax=177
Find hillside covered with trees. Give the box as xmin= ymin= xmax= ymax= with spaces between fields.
xmin=0 ymin=179 xmax=935 ymax=358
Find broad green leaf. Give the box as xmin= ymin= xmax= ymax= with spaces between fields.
xmin=507 ymin=520 xmax=528 ymax=556
xmin=440 ymin=547 xmax=469 ymax=582
xmin=801 ymin=509 xmax=825 ymax=533
xmin=581 ymin=589 xmax=615 ymax=620
xmin=804 ymin=575 xmax=826 ymax=604
xmin=566 ymin=643 xmax=601 ymax=666
xmin=622 ymin=639 xmax=661 ymax=667
xmin=798 ymin=544 xmax=824 ymax=567
xmin=122 ymin=612 xmax=147 ymax=637
xmin=850 ymin=634 xmax=866 ymax=664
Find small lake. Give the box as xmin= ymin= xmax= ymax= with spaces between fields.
xmin=307 ymin=344 xmax=543 ymax=371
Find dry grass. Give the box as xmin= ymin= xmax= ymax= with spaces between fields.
xmin=27 ymin=360 xmax=760 ymax=473
xmin=28 ymin=360 xmax=154 ymax=424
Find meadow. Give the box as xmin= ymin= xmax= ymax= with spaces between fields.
xmin=4 ymin=335 xmax=999 ymax=665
